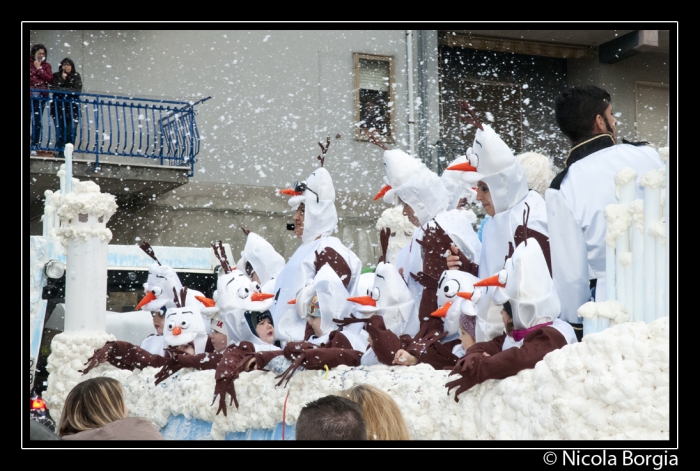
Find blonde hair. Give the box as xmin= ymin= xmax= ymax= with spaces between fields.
xmin=344 ymin=384 xmax=410 ymax=440
xmin=58 ymin=377 xmax=128 ymax=437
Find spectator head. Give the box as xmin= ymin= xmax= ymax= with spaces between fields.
xmin=30 ymin=44 xmax=47 ymax=61
xmin=151 ymin=306 xmax=166 ymax=335
xmin=57 ymin=377 xmax=128 ymax=437
xmin=296 ymin=395 xmax=367 ymax=440
xmin=59 ymin=57 xmax=76 ymax=74
xmin=554 ymin=85 xmax=612 ymax=146
xmin=344 ymin=383 xmax=410 ymax=440
xmin=208 ymin=311 xmax=228 ymax=352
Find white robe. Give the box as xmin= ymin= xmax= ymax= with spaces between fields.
xmin=545 ymin=143 xmax=664 ymax=323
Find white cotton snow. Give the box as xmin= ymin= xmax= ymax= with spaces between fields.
xmin=649 ymin=221 xmax=666 ymax=243
xmin=640 ymin=168 xmax=666 ymax=190
xmin=54 ymin=181 xmax=118 ymax=246
xmin=658 ymin=147 xmax=669 ymax=162
xmin=614 ymin=167 xmax=638 ymax=200
xmin=578 ymin=300 xmax=629 ymax=324
xmin=604 ymin=204 xmax=631 ymax=247
xmin=629 ymin=200 xmax=645 ymax=232
xmin=44 ymin=317 xmax=669 ymax=440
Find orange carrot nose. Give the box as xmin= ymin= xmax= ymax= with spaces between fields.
xmin=279 ymin=188 xmax=302 ymax=196
xmin=172 ymin=326 xmax=182 ymax=336
xmin=194 ymin=295 xmax=216 ymax=307
xmin=251 ymin=292 xmax=274 ymax=301
xmin=347 ymin=296 xmax=377 ymax=307
xmin=474 ymin=274 xmax=506 ymax=288
xmin=430 ymin=301 xmax=453 ymax=318
xmin=456 ymin=291 xmax=472 ymax=300
xmin=447 ymin=161 xmax=478 ymax=172
xmin=373 ymin=184 xmax=392 ymax=201
xmin=287 ymin=299 xmax=296 ymax=304
xmin=135 ymin=291 xmax=157 ymax=310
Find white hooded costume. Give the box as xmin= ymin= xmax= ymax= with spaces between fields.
xmin=293 ymin=264 xmax=367 ymax=352
xmin=447 ymin=123 xmax=549 ymax=342
xmin=162 ymin=302 xmax=209 ymax=355
xmin=237 ymin=231 xmax=286 ymax=294
xmin=272 ymin=166 xmax=362 ymax=344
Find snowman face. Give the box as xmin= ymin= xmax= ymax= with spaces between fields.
xmin=137 ymin=264 xmax=179 ymax=311
xmin=215 ymin=271 xmax=273 ymax=314
xmin=163 ymin=307 xmax=206 ymax=347
xmin=436 ymin=270 xmax=479 ymax=336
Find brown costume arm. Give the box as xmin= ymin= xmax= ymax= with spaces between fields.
xmin=456 ymin=250 xmax=479 ymax=276
xmin=153 ymin=351 xmax=223 ymax=385
xmin=446 ymin=327 xmax=567 ymax=401
xmin=314 ymin=247 xmax=352 ymax=289
xmin=465 ymin=335 xmax=507 ymax=357
xmin=416 ymin=221 xmax=454 ymax=279
xmin=514 ymin=225 xmax=552 ymax=276
xmin=212 ymin=342 xmax=257 ymax=416
xmin=365 ymin=315 xmax=403 ymax=365
xmin=411 ymin=271 xmax=445 ymax=331
xmin=81 ymin=341 xmax=166 ymax=374
xmin=251 ymin=350 xmax=285 ymax=371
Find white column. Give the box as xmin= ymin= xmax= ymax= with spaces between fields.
xmin=56 ymin=181 xmax=117 ymax=334
xmin=64 ymin=143 xmax=74 ymax=195
xmin=629 ymin=200 xmax=644 ymax=323
xmin=652 ymin=221 xmax=666 ymax=322
xmin=640 ymin=169 xmax=664 ymax=324
xmin=42 ymin=190 xmax=54 ymax=237
xmin=604 ymin=204 xmax=629 ymax=303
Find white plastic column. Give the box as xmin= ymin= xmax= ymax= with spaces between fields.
xmin=630 ymin=200 xmax=644 ymax=323
xmin=64 ymin=144 xmax=73 ymax=194
xmin=642 ymin=180 xmax=660 ymax=324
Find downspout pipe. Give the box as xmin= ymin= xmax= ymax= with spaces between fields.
xmin=406 ymin=30 xmax=416 ymax=157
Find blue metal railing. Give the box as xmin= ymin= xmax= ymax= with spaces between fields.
xmin=30 ymin=89 xmax=211 ymax=177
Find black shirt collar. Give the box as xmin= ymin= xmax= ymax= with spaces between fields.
xmin=566 ymin=134 xmax=616 ymax=167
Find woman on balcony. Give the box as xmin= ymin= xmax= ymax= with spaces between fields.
xmin=50 ymin=58 xmax=82 ymax=158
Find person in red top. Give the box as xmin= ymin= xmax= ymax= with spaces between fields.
xmin=30 ymin=44 xmax=53 ymax=150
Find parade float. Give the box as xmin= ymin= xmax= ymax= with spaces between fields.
xmin=29 ymin=145 xmax=672 ymax=441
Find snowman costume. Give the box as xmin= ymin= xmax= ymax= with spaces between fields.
xmin=447 ymin=116 xmax=550 ymax=342
xmin=446 ymin=237 xmax=577 ymax=401
xmin=272 ymin=163 xmax=362 ymax=345
xmin=139 ymin=305 xmax=166 ymax=356
xmin=545 ymin=135 xmax=664 ymax=324
xmin=237 ymin=230 xmax=286 ymax=295
xmin=135 ymin=241 xmax=210 ymax=334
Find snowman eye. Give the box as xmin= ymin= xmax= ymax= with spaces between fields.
xmin=468 ymin=152 xmax=479 ymax=168
xmin=166 ymin=322 xmax=175 ymax=331
xmin=238 ymin=287 xmax=250 ymax=299
xmin=371 ymin=287 xmax=380 ymax=301
xmin=180 ymin=319 xmax=189 ymax=329
xmin=254 ymin=283 xmax=261 ymax=291
xmin=442 ymin=279 xmax=460 ymax=298
xmin=151 ymin=286 xmax=162 ymax=296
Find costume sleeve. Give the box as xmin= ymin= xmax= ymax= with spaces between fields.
xmin=465 ymin=335 xmax=506 ymax=357
xmin=446 ymin=327 xmax=567 ymax=401
xmin=81 ymin=341 xmax=166 ymax=374
xmin=545 ymin=188 xmax=590 ymax=324
xmin=314 ymin=246 xmax=352 ymax=289
xmin=154 ymin=351 xmax=223 ymax=385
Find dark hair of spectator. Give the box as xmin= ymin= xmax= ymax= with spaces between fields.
xmin=554 ymin=85 xmax=612 ymax=146
xmin=296 ymin=395 xmax=367 ymax=440
xmin=30 ymin=44 xmax=47 ymax=60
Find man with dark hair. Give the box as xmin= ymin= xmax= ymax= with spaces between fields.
xmin=545 ymin=85 xmax=664 ymax=340
xmin=295 ymin=395 xmax=367 ymax=440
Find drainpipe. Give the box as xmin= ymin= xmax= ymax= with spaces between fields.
xmin=406 ymin=30 xmax=416 ymax=157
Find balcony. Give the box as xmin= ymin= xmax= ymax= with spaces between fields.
xmin=28 ymin=90 xmax=210 ymax=231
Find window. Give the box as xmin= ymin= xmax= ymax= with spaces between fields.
xmin=354 ymin=53 xmax=395 ymax=143
xmin=635 ymin=82 xmax=669 ymax=148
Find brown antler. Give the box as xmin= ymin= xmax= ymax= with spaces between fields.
xmin=317 ymin=136 xmax=331 ymax=167
xmin=456 ymin=100 xmax=484 ymax=131
xmin=172 ymin=287 xmax=181 ymax=308
xmin=368 ymin=131 xmax=388 ymax=150
xmin=522 ymin=202 xmax=530 ymax=245
xmin=240 ymin=227 xmax=251 ymax=237
xmin=378 ymin=227 xmax=391 ymax=265
xmin=211 ymin=240 xmax=232 ymax=274
xmin=139 ymin=240 xmax=161 ymax=266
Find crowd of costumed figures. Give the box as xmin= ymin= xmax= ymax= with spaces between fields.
xmin=36 ymin=98 xmax=670 ymax=440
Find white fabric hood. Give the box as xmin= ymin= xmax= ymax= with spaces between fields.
xmin=163 ymin=305 xmax=208 ymax=354
xmin=394 ymin=169 xmax=450 ymax=227
xmin=492 ymin=238 xmax=560 ymax=330
xmin=288 ymin=167 xmax=338 ymax=243
xmin=455 ymin=124 xmax=529 ymax=215
xmin=237 ymin=232 xmax=286 ymax=286
xmin=441 ymin=155 xmax=477 ymax=209
xmin=435 ymin=270 xmax=480 ymax=337
xmin=295 ymin=264 xmax=352 ymax=337
xmin=381 ymin=148 xmax=429 ymax=205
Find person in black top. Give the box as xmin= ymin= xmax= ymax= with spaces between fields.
xmin=50 ymin=58 xmax=82 ymax=157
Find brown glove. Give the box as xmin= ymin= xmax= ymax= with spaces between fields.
xmin=211 ymin=342 xmax=256 ymax=416
xmin=154 ymin=351 xmax=223 ymax=385
xmin=80 ymin=341 xmax=166 ymax=374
